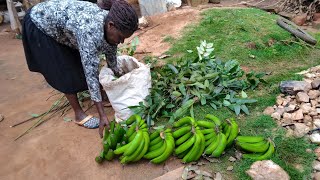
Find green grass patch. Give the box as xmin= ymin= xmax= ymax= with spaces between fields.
xmin=165 ymin=7 xmax=320 ymax=179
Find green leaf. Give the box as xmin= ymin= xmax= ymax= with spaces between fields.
xmin=166 ymin=104 xmax=175 ymax=109
xmin=225 ymin=94 xmax=231 ymax=100
xmin=241 ymin=91 xmax=248 ymax=98
xmin=200 ymin=96 xmax=207 ymax=105
xmin=236 ymin=99 xmax=257 ymax=104
xmin=241 ymin=105 xmax=250 ymax=115
xmin=30 ymin=113 xmax=40 ymax=118
xmin=204 ymin=80 xmax=209 ymax=88
xmin=223 ymin=100 xmax=231 ymax=106
xmin=178 ymin=84 xmax=187 ymax=96
xmin=63 ymin=117 xmax=72 ymax=122
xmin=210 ymin=103 xmax=217 ymax=110
xmin=193 ymin=82 xmax=206 ymax=89
xmin=255 ymin=72 xmax=265 ymax=79
xmin=234 ymin=105 xmax=241 ymax=115
xmin=187 ymin=50 xmax=193 ymax=53
xmin=167 ymin=64 xmax=179 ymax=74
xmin=190 ymin=105 xmax=194 ymax=118
xmin=172 ymin=91 xmax=182 ymax=97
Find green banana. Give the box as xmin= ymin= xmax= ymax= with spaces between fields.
xmin=176 ymin=147 xmax=190 ymax=159
xmin=224 ymin=124 xmax=231 ymax=140
xmin=242 ymin=141 xmax=275 ymax=160
xmin=133 ymin=132 xmax=150 ymax=162
xmin=175 ymin=131 xmax=192 ymax=146
xmin=197 ymin=121 xmax=216 ymax=128
xmin=149 ymin=140 xmax=164 ymax=152
xmin=200 ymin=128 xmax=215 ymax=135
xmin=103 ymin=140 xmax=110 ymax=153
xmin=205 ymin=114 xmax=221 ymax=126
xmin=194 ymin=130 xmax=205 ymax=161
xmin=140 ymin=123 xmax=147 ymax=129
xmin=114 ymin=143 xmax=130 ymax=155
xmin=137 ymin=118 xmax=143 ymax=127
xmin=151 ymin=134 xmax=175 ymax=164
xmin=205 ymin=136 xmax=215 ymax=147
xmin=150 ymin=130 xmax=160 ymax=141
xmin=150 ymin=136 xmax=163 ymax=146
xmin=236 ymin=136 xmax=265 ymax=143
xmin=173 ymin=116 xmax=194 ymax=128
xmin=226 ymin=119 xmax=239 ymax=147
xmin=124 ymin=131 xmax=143 ymax=156
xmin=126 ymin=123 xmax=137 ymax=138
xmin=95 ymin=151 xmax=104 ymax=164
xmin=109 ymin=134 xmax=118 ymax=150
xmin=103 ymin=126 xmax=110 ymax=142
xmin=183 ymin=133 xmax=201 ymax=163
xmin=204 ymin=133 xmax=216 ymax=141
xmin=236 ymin=140 xmax=269 ymax=153
xmin=128 ymin=131 xmax=137 ymax=142
xmin=144 ymin=141 xmax=167 ymax=159
xmin=104 ymin=149 xmax=115 ymax=161
xmin=211 ymin=133 xmax=227 ymax=158
xmin=175 ymin=135 xmax=195 ymax=155
xmin=165 ymin=129 xmax=172 ymax=133
xmin=123 ymin=138 xmax=145 ymax=163
xmin=126 ymin=114 xmax=140 ymax=125
xmin=172 ymin=126 xmax=192 ymax=138
xmin=204 ymin=134 xmax=219 ymax=155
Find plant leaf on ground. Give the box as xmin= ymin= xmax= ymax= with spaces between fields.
xmin=165 ymin=8 xmax=320 ymax=179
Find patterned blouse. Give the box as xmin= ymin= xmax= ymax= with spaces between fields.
xmin=30 ymin=0 xmax=118 ymax=102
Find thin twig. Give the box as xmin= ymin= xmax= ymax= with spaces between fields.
xmin=14 ymin=95 xmax=65 ymax=141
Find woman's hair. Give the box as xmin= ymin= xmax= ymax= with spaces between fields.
xmin=101 ymin=0 xmax=138 ymax=34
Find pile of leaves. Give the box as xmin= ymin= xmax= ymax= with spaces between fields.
xmin=130 ymin=41 xmax=266 ymax=126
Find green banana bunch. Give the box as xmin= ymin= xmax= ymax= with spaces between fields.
xmin=242 ymin=140 xmax=275 ymax=160
xmin=235 ymin=136 xmax=270 ymax=153
xmin=95 ymin=121 xmax=127 ymax=164
xmin=236 ymin=136 xmax=275 ymax=161
xmin=144 ymin=129 xmax=175 ymax=164
xmin=223 ymin=118 xmax=239 ymax=148
xmin=114 ymin=115 xmax=150 ymax=164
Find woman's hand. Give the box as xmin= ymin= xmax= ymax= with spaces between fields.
xmin=94 ymin=101 xmax=110 ymax=138
xmin=99 ymin=115 xmax=110 ymax=138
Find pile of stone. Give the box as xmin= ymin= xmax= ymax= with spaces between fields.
xmin=264 ymin=66 xmax=320 ymax=142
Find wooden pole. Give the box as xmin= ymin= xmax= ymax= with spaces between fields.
xmin=6 ymin=0 xmax=22 ymax=33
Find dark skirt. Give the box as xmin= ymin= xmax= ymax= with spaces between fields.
xmin=22 ymin=9 xmax=88 ymax=94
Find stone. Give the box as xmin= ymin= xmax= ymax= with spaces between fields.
xmin=304 ymin=115 xmax=312 ymax=123
xmin=228 ymin=156 xmax=236 ymax=162
xmin=246 ymin=160 xmax=290 ymax=180
xmin=138 ymin=16 xmax=149 ymax=28
xmin=312 ymin=100 xmax=318 ymax=107
xmin=227 ymin=166 xmax=233 ymax=171
xmin=292 ymin=109 xmax=304 ymax=121
xmin=282 ymin=100 xmax=290 ymax=106
xmin=276 ymin=96 xmax=284 ymax=106
xmin=154 ymin=166 xmax=184 ymax=180
xmin=315 ymin=147 xmax=320 ymax=161
xmin=271 ymin=112 xmax=281 ymax=120
xmin=310 ymin=109 xmax=319 ymax=116
xmin=306 ymin=148 xmax=312 ymax=153
xmin=280 ymin=81 xmax=311 ymax=95
xmin=305 ymin=73 xmax=317 ymax=79
xmin=313 ymin=172 xmax=320 ymax=180
xmin=314 ymin=161 xmax=320 ymax=171
xmin=317 ymin=108 xmax=320 ymax=114
xmin=292 ymin=14 xmax=307 ymax=26
xmin=275 ymin=107 xmax=285 ymax=116
xmin=301 ymin=103 xmax=312 ymax=113
xmin=312 ymin=79 xmax=320 ymax=89
xmin=282 ymin=113 xmax=293 ymax=122
xmin=284 ymin=104 xmax=296 ymax=113
xmin=309 ymin=90 xmax=320 ymax=100
xmin=293 ymin=123 xmax=309 ymax=138
xmin=296 ymin=92 xmax=310 ymax=103
xmin=285 ymin=128 xmax=294 ymax=137
xmin=214 ymin=172 xmax=222 ymax=180
xmin=263 ymin=106 xmax=274 ymax=115
xmin=310 ymin=133 xmax=320 ymax=144
xmin=318 ymin=97 xmax=320 ymax=103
